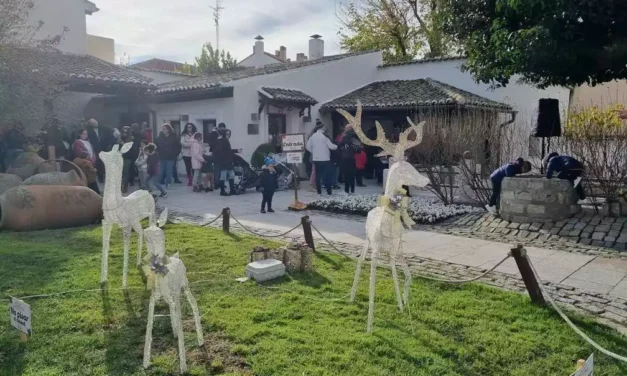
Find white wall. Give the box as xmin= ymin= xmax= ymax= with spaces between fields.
xmin=231 ymin=51 xmax=383 ymax=162
xmin=27 ymin=0 xmax=90 ymax=54
xmin=87 ymin=34 xmax=114 ymax=63
xmin=377 ymin=60 xmax=571 ymax=159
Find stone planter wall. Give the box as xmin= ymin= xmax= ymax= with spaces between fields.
xmin=500 ymin=177 xmax=581 ymax=223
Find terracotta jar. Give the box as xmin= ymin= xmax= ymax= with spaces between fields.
xmin=7 ymin=152 xmax=54 ymax=180
xmin=22 ymin=170 xmax=85 ymax=187
xmin=0 ymin=174 xmax=22 ymax=196
xmin=0 ymin=185 xmax=103 ymax=231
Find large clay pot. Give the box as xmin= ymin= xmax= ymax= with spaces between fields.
xmin=0 ymin=174 xmax=22 ymax=196
xmin=0 ymin=185 xmax=103 ymax=231
xmin=22 ymin=170 xmax=85 ymax=187
xmin=7 ymin=152 xmax=54 ymax=181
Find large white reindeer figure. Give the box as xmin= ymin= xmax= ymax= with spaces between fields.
xmin=337 ymin=102 xmax=430 ymax=333
xmin=142 ymin=209 xmax=203 ymax=373
xmin=100 ymin=142 xmax=156 ymax=288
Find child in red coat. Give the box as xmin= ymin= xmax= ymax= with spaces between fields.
xmin=355 ymin=150 xmax=367 ymax=187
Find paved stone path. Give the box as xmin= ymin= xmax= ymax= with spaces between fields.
xmin=156 ymin=183 xmax=627 ymax=325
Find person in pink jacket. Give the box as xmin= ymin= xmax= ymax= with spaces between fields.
xmin=190 ymin=132 xmax=205 ymax=192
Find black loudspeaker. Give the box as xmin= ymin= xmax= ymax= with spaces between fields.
xmin=534 ymin=98 xmax=561 ymax=137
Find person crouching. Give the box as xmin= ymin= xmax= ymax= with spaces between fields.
xmin=259 ymin=157 xmax=279 ymax=213
xmin=544 ymin=152 xmax=586 ymax=200
xmin=486 ymin=157 xmax=531 ymax=214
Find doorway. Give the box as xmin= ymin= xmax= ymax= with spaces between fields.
xmin=268 ymin=113 xmax=286 ymax=153
xmin=202 ymin=119 xmax=217 ymax=144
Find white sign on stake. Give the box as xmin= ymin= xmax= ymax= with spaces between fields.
xmin=281 ymin=133 xmax=305 ymax=152
xmin=10 ymin=298 xmax=32 ymax=336
xmin=286 ymin=152 xmax=303 ymax=164
xmin=571 ymin=354 xmax=593 ymax=376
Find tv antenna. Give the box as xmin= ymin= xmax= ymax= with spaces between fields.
xmin=209 ymin=0 xmax=225 ymax=50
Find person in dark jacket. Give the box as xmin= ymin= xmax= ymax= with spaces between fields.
xmin=4 ymin=122 xmax=25 ymax=168
xmin=544 ymin=152 xmax=586 ymax=200
xmin=213 ymin=127 xmax=236 ymax=196
xmin=119 ymin=126 xmax=139 ymax=193
xmin=144 ymin=143 xmax=166 ymax=197
xmin=486 ymin=158 xmax=531 ymax=214
xmin=259 ymin=158 xmax=279 ymax=213
xmin=155 ymin=123 xmax=180 ymax=188
xmin=338 ymin=126 xmax=362 ymax=194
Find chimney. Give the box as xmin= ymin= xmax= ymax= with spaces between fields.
xmin=296 ymin=53 xmax=308 ymax=62
xmin=279 ymin=46 xmax=287 ymax=62
xmin=309 ymin=34 xmax=324 ymax=60
xmin=254 ymin=35 xmax=264 ymax=55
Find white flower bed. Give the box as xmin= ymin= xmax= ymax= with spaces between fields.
xmin=308 ymin=194 xmax=482 ymax=224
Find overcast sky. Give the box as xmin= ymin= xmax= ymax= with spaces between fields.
xmin=87 ymin=0 xmax=346 ymax=65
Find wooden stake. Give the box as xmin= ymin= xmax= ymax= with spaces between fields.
xmin=222 ymin=207 xmax=230 ymax=234
xmin=301 ymin=216 xmax=315 ymax=251
xmin=511 ymin=244 xmax=546 ymax=305
xmin=576 ymin=359 xmax=585 ymax=370
xmin=19 ymin=332 xmax=28 ymax=343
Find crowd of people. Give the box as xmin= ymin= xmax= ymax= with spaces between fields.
xmin=306 ymin=119 xmax=368 ymax=196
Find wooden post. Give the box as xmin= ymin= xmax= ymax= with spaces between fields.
xmin=511 ymin=244 xmax=545 ymax=305
xmin=301 ymin=216 xmax=315 ymax=251
xmin=576 ymin=359 xmax=585 ymax=370
xmin=19 ymin=332 xmax=28 ymax=343
xmin=222 ymin=207 xmax=230 ymax=234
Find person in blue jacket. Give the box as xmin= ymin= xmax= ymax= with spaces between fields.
xmin=486 ymin=157 xmax=531 ymax=214
xmin=544 ymin=152 xmax=585 ymax=200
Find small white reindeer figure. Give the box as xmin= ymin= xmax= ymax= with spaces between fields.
xmin=100 ymin=142 xmax=156 ymax=289
xmin=142 ymin=209 xmax=203 ymax=373
xmin=337 ymin=102 xmax=430 ymax=333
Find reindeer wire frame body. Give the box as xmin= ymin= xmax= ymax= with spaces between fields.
xmin=142 ymin=209 xmax=203 ymax=373
xmin=337 ymin=101 xmax=430 ymax=333
xmin=100 ymin=142 xmax=156 ymax=289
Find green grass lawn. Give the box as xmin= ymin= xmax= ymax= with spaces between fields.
xmin=1 ymin=224 xmax=627 ymax=375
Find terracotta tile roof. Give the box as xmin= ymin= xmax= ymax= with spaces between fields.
xmin=378 ymin=56 xmax=464 ymax=68
xmin=131 ymin=58 xmax=187 ymax=72
xmin=155 ymin=50 xmax=377 ymax=94
xmin=320 ymin=79 xmax=512 ymax=111
xmin=128 ymin=66 xmax=199 ymax=78
xmin=4 ymin=47 xmax=154 ymax=87
xmin=260 ymin=87 xmax=318 ymax=105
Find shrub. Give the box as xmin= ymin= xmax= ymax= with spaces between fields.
xmin=251 ymin=143 xmax=276 ymax=169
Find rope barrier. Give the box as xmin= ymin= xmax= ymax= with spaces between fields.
xmin=310 ymin=223 xmax=352 ymax=259
xmin=200 ymin=212 xmax=223 ymax=227
xmin=229 ymin=213 xmax=302 ymax=238
xmin=415 ymin=254 xmax=511 ymax=284
xmin=526 ymin=254 xmax=627 ymax=363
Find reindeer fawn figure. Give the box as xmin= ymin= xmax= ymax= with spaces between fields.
xmin=142 ymin=209 xmax=203 ymax=373
xmin=337 ymin=102 xmax=430 ymax=333
xmin=100 ymin=142 xmax=156 ymax=289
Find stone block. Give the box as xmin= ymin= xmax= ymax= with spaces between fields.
xmin=510 ymin=230 xmax=519 ymax=236
xmin=611 ymin=224 xmax=624 ymax=231
xmin=519 ymin=223 xmax=531 ymax=230
xmin=574 ymin=222 xmax=587 ymax=230
xmin=604 ymin=241 xmax=616 ymax=248
xmin=527 ymin=204 xmax=546 ymax=215
xmin=562 ymin=223 xmax=575 ymax=231
xmin=589 ymin=217 xmax=602 ymax=225
xmin=592 ymin=240 xmax=605 ymax=247
xmin=580 ymin=232 xmax=592 ymax=239
xmin=507 ymin=203 xmax=526 ymax=214
xmin=592 ymin=232 xmax=606 ymax=240
xmin=550 ymin=228 xmax=561 ymax=235
xmin=507 ymin=222 xmax=521 ymax=229
xmin=529 ymin=223 xmax=542 ymax=232
xmin=580 ymin=239 xmax=592 ymax=245
xmin=518 ymin=230 xmax=530 ymax=238
xmin=559 ymin=229 xmax=571 ymax=236
xmin=617 ymin=235 xmax=627 ymax=243
xmin=556 ymin=220 xmax=568 ymax=227
xmin=609 ymin=230 xmax=621 ymax=238
xmin=596 ymin=225 xmax=611 ymax=232
xmin=501 ymin=229 xmax=511 ymax=235
xmin=569 ymin=230 xmax=582 ymax=237
xmin=601 ymin=217 xmax=616 ymax=225
xmin=498 ymin=221 xmax=509 ymax=228
xmin=613 ymin=243 xmax=627 ymax=251
xmin=605 ymin=236 xmax=617 ymax=243
xmin=584 ymin=225 xmax=596 ymax=233
xmin=527 ymin=232 xmax=540 ymax=240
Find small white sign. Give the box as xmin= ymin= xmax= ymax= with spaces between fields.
xmin=286 ymin=152 xmax=303 ymax=164
xmin=571 ymin=354 xmax=593 ymax=376
xmin=10 ymin=298 xmax=32 ymax=335
xmin=281 ymin=134 xmax=305 ymax=152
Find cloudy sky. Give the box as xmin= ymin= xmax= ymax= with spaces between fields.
xmin=87 ymin=0 xmax=346 ymax=65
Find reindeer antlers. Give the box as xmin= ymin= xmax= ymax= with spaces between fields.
xmin=337 ymin=101 xmax=395 ymax=157
xmin=336 ymin=102 xmax=425 ymax=160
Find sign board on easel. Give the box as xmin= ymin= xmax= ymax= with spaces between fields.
xmin=10 ymin=298 xmax=32 ymax=337
xmin=286 ymin=152 xmax=303 ymax=164
xmin=281 ymin=133 xmax=305 ymax=152
xmin=570 ymin=354 xmax=593 ymax=376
